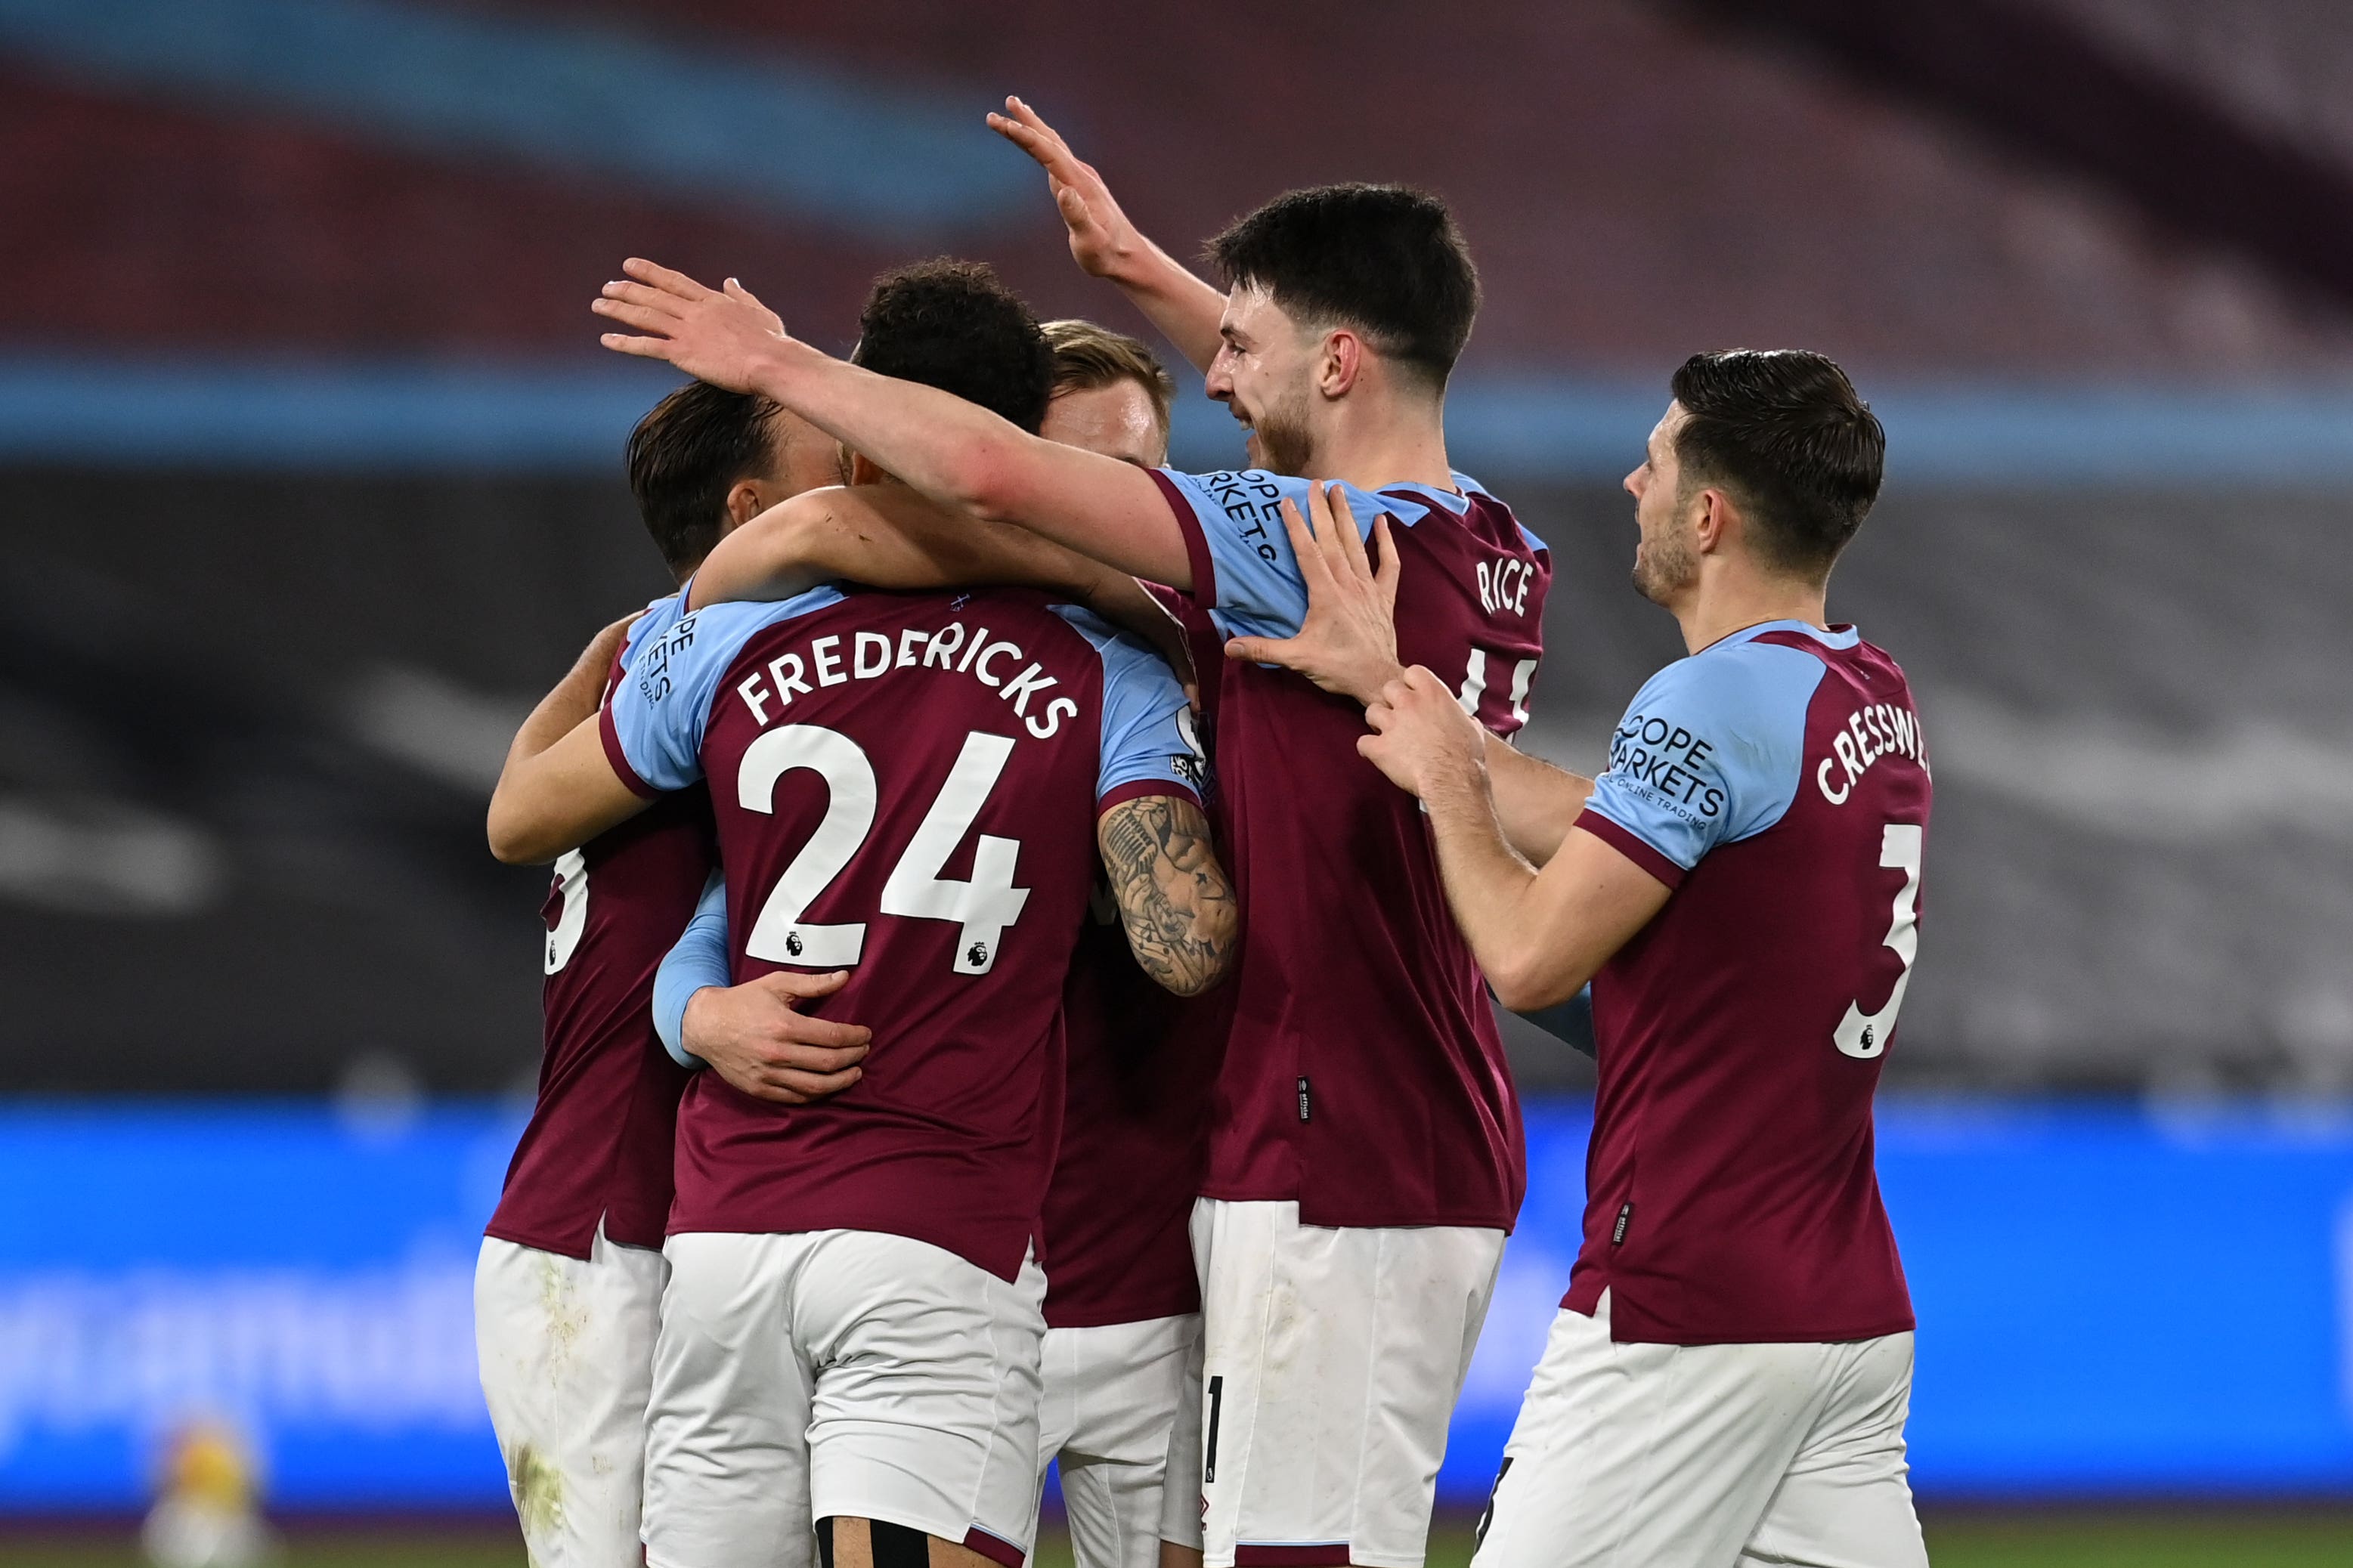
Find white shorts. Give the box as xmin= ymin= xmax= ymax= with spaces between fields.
xmin=1472 ymin=1291 xmax=1929 ymax=1568
xmin=475 ymin=1223 xmax=667 ymax=1568
xmin=1038 ymin=1313 xmax=1204 ymax=1568
xmin=642 ymin=1229 xmax=1047 ymax=1568
xmin=1190 ymin=1199 xmax=1503 ymax=1568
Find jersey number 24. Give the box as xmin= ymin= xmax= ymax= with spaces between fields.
xmin=737 ymin=725 xmax=1031 ymax=977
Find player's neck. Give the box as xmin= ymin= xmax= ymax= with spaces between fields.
xmin=1673 ymin=574 xmax=1829 ymax=655
xmin=1305 ymin=395 xmax=1455 ymax=493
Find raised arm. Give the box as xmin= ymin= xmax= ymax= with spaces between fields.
xmin=596 ymin=265 xmax=1190 ymax=588
xmin=1358 ymin=669 xmax=1667 ymax=1010
xmin=985 ymin=96 xmax=1227 ymax=374
xmin=1095 ymin=793 xmax=1236 ymax=996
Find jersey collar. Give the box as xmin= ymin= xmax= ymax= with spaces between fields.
xmin=1715 ymin=618 xmax=1861 ymax=651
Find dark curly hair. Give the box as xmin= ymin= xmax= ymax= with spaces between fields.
xmin=850 ymin=258 xmax=1053 ymax=435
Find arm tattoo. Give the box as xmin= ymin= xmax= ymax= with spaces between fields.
xmin=1097 ymin=794 xmax=1237 ymax=996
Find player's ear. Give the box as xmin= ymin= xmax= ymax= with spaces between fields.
xmin=724 ymin=478 xmax=766 ymax=533
xmin=1317 ymin=329 xmax=1362 ymax=400
xmin=1693 ymin=487 xmax=1735 ymax=555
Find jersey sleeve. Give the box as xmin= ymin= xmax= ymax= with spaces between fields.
xmin=1577 ymin=642 xmax=1825 ymax=889
xmin=1149 ymin=468 xmax=1380 ymax=641
xmin=1049 ymin=605 xmax=1207 ymax=811
xmin=651 ymin=872 xmax=731 ymax=1070
xmin=599 ymin=589 xmax=844 ymax=797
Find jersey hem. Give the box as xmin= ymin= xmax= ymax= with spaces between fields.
xmin=599 ymin=703 xmax=661 ymax=799
xmin=1201 ymin=1182 xmax=1518 ymax=1233
xmin=1562 ymin=1282 xmax=1915 ymax=1345
xmin=480 ymin=1222 xmax=594 ymax=1261
xmin=1043 ymin=1294 xmax=1203 ymax=1331
xmin=1576 ymin=808 xmax=1686 ymax=889
xmin=662 ymin=1217 xmax=1033 ymax=1285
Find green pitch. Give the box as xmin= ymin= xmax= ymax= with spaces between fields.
xmin=8 ymin=1513 xmax=2353 ymax=1567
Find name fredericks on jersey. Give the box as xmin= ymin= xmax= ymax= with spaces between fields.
xmin=727 ymin=618 xmax=1081 ymax=738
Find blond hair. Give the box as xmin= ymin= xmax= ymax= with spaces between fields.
xmin=1041 ymin=319 xmax=1177 ymax=442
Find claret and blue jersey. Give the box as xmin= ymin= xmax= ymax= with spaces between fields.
xmin=599 ymin=582 xmax=1203 ymax=1284
xmin=1567 ymin=620 xmax=1932 ymax=1346
xmin=1148 ymin=464 xmax=1550 ymax=1233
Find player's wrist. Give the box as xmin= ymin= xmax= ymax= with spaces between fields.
xmin=1348 ymin=659 xmax=1410 ymax=708
xmin=1419 ymin=746 xmax=1494 ymax=819
xmin=748 ymin=332 xmax=824 ymax=397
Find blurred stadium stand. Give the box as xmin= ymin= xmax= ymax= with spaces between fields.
xmin=2 ymin=0 xmax=2351 ymax=1098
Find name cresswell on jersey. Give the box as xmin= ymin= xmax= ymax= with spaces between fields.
xmin=727 ymin=615 xmax=1082 ymax=738
xmin=1816 ymin=700 xmax=1930 ymax=804
xmin=1608 ymin=711 xmax=1727 ymax=826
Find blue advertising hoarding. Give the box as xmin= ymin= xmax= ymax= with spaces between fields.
xmin=4 ymin=1097 xmax=2351 ymax=1508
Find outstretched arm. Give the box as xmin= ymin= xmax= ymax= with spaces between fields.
xmin=986 ymin=96 xmax=1227 ymax=374
xmin=1096 ymin=793 xmax=1236 ymax=997
xmin=1358 ymin=668 xmax=1667 ymax=1010
xmin=1225 ymin=484 xmax=1595 ymax=864
xmin=596 ymin=265 xmax=1190 ymax=587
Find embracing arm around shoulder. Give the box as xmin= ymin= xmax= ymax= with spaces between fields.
xmin=691 ymin=482 xmax=1114 ymax=610
xmin=689 ymin=483 xmax=1194 ymax=680
xmin=486 ymin=713 xmax=650 ymax=864
xmin=596 ymin=266 xmax=1191 ymax=587
xmin=1359 ymin=667 xmax=1666 ymax=1010
xmin=1096 ymin=793 xmax=1237 ymax=997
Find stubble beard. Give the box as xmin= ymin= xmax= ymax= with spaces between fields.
xmin=1246 ymin=384 xmax=1315 ymax=477
xmin=1631 ymin=524 xmax=1697 ymax=607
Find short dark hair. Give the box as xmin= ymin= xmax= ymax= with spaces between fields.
xmin=625 ymin=382 xmax=782 ymax=578
xmin=850 ymin=258 xmax=1052 ymax=435
xmin=1669 ymin=350 xmax=1886 ymax=579
xmin=1206 ymin=184 xmax=1479 ymax=390
xmin=1042 ymin=318 xmax=1176 ymax=438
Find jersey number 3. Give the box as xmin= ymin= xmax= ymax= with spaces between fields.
xmin=1833 ymin=823 xmax=1921 ymax=1060
xmin=736 ymin=725 xmax=1032 ymax=977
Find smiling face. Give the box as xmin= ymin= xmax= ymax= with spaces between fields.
xmin=1203 ymin=283 xmax=1318 ymax=475
xmin=1624 ymin=401 xmax=1703 ymax=608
